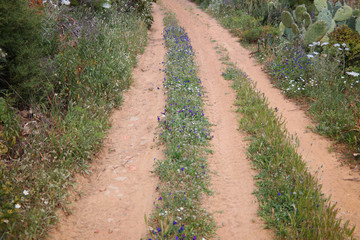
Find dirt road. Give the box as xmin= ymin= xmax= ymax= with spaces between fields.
xmin=49 ymin=0 xmax=360 ymax=239
xmin=48 ymin=4 xmax=166 ymax=239
xmin=160 ymin=0 xmax=359 ymax=237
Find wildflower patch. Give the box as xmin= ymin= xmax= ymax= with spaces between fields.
xmin=146 ymin=15 xmax=216 ymax=240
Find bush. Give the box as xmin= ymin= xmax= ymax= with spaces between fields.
xmin=0 ymin=0 xmax=43 ymax=97
xmin=329 ymin=26 xmax=360 ymax=72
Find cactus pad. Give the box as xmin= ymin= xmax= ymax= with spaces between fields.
xmin=304 ymin=20 xmax=328 ymax=44
xmin=303 ymin=12 xmax=312 ymax=28
xmin=334 ymin=6 xmax=353 ymax=21
xmin=279 ymin=22 xmax=286 ymax=35
xmin=314 ymin=0 xmax=327 ymax=12
xmin=356 ymin=17 xmax=360 ymax=34
xmin=291 ymin=23 xmax=300 ymax=35
xmin=318 ymin=8 xmax=332 ymax=29
xmin=281 ymin=11 xmax=294 ymax=28
xmin=295 ymin=5 xmax=307 ymax=22
xmin=327 ymin=19 xmax=336 ymax=34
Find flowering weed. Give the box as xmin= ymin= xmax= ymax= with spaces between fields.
xmin=146 ymin=14 xmax=216 ymax=240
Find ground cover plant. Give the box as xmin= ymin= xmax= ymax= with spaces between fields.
xmin=222 ymin=65 xmax=356 ymax=239
xmin=0 ymin=1 xmax=150 ymax=238
xmin=145 ymin=13 xmax=216 ymax=240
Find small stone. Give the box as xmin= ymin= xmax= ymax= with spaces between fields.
xmin=130 ymin=116 xmax=139 ymax=122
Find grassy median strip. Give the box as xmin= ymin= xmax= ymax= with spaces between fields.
xmin=145 ymin=13 xmax=216 ymax=240
xmin=222 ymin=66 xmax=355 ymax=239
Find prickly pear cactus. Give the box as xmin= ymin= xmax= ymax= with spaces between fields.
xmin=279 ymin=22 xmax=285 ymax=35
xmin=318 ymin=8 xmax=333 ymax=29
xmin=327 ymin=19 xmax=336 ymax=34
xmin=282 ymin=11 xmax=294 ymax=28
xmin=303 ymin=12 xmax=312 ymax=28
xmin=334 ymin=5 xmax=353 ymax=21
xmin=356 ymin=17 xmax=360 ymax=34
xmin=291 ymin=23 xmax=300 ymax=35
xmin=314 ymin=0 xmax=327 ymax=12
xmin=295 ymin=5 xmax=306 ymax=22
xmin=304 ymin=20 xmax=328 ymax=44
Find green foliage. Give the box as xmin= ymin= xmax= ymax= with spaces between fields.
xmin=0 ymin=0 xmax=43 ymax=97
xmin=223 ymin=66 xmax=355 ymax=239
xmin=0 ymin=4 xmax=149 ymax=239
xmin=0 ymin=94 xmax=20 ymax=156
xmin=304 ymin=20 xmax=328 ymax=44
xmin=314 ymin=0 xmax=359 ymax=36
xmin=213 ymin=8 xmax=271 ymax=43
xmin=113 ymin=0 xmax=155 ymax=28
xmin=266 ymin=38 xmax=360 ymax=153
xmin=329 ymin=25 xmax=360 ymax=69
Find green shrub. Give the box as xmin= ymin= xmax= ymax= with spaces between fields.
xmin=0 ymin=0 xmax=43 ymax=97
xmin=329 ymin=26 xmax=360 ymax=71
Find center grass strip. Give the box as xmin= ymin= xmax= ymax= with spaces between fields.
xmin=145 ymin=14 xmax=216 ymax=240
xmin=222 ymin=66 xmax=356 ymax=239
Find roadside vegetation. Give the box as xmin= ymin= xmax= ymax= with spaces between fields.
xmin=195 ymin=0 xmax=360 ymax=163
xmin=145 ymin=12 xmax=216 ymax=240
xmin=192 ymin=0 xmax=360 ymax=237
xmin=223 ymin=65 xmax=355 ymax=239
xmin=0 ymin=0 xmax=154 ymax=238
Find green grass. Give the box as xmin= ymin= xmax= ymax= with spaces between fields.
xmin=145 ymin=13 xmax=216 ymax=240
xmin=222 ymin=66 xmax=355 ymax=239
xmin=0 ymin=5 xmax=148 ymax=239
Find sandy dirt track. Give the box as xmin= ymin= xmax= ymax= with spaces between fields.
xmin=48 ymin=4 xmax=166 ymax=239
xmin=160 ymin=0 xmax=359 ymax=237
xmin=48 ymin=0 xmax=360 ymax=239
